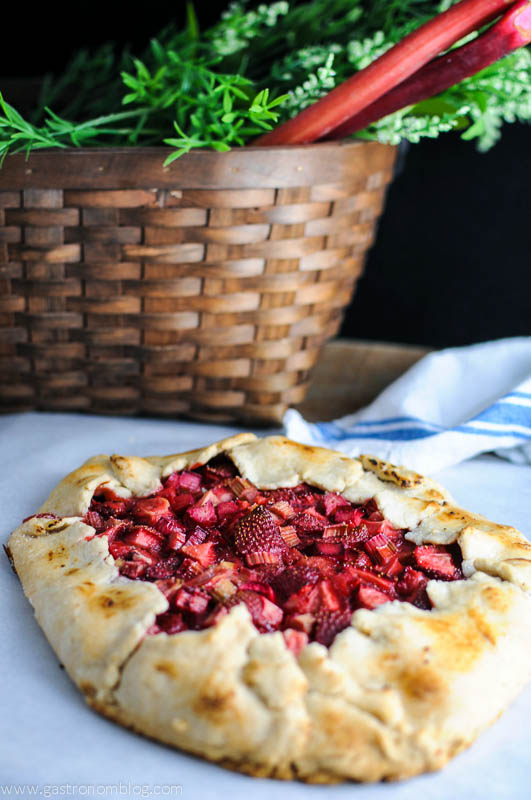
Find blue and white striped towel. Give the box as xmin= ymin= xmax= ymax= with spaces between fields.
xmin=284 ymin=337 xmax=531 ymax=473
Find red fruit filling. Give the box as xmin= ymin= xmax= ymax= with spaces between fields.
xmin=83 ymin=455 xmax=463 ymax=650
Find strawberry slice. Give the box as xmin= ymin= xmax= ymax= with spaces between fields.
xmin=321 ymin=492 xmax=352 ymax=516
xmin=334 ymin=507 xmax=364 ymax=526
xmin=270 ymin=565 xmax=320 ymax=602
xmin=180 ymin=541 xmax=218 ymax=567
xmin=84 ymin=510 xmax=106 ymax=531
xmin=186 ymin=501 xmax=217 ymax=527
xmin=293 ymin=510 xmax=327 ymax=532
xmin=314 ymin=608 xmax=352 ymax=646
xmin=124 ymin=526 xmax=164 ymax=551
xmin=234 ymin=506 xmax=285 ymax=566
xmin=357 ymin=585 xmax=392 ymax=609
xmin=232 ymin=590 xmax=284 ymax=632
xmin=415 ymin=545 xmax=461 ymax=580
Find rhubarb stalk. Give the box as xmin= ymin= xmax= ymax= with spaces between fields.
xmin=324 ymin=0 xmax=531 ymax=139
xmin=254 ymin=0 xmax=518 ymax=146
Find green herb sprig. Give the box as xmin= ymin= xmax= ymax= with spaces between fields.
xmin=1 ymin=0 xmax=530 ymax=163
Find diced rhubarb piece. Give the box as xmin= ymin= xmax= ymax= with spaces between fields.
xmin=334 ymin=507 xmax=364 ymax=526
xmin=133 ymin=496 xmax=172 ymax=524
xmin=186 ymin=501 xmax=217 ymax=527
xmin=156 ymin=612 xmax=187 ymax=635
xmin=216 ymin=500 xmax=241 ymax=520
xmin=120 ymin=561 xmax=147 ymax=579
xmin=228 ymin=476 xmax=258 ymax=502
xmin=173 ymin=586 xmax=210 ymax=616
xmin=213 ymin=484 xmax=236 ymax=501
xmin=233 ymin=590 xmax=284 ymax=632
xmin=321 ymin=492 xmax=351 ymax=516
xmin=269 ymin=500 xmax=295 ymax=520
xmin=357 ymin=585 xmax=392 ymax=610
xmin=322 ymin=523 xmax=349 ymax=540
xmin=169 ymin=492 xmax=195 ymax=514
xmin=279 ymin=525 xmax=301 ymax=547
xmin=234 ymin=506 xmax=285 ymax=567
xmin=314 ymin=608 xmax=352 ymax=647
xmin=181 ymin=541 xmax=218 ymax=567
xmin=282 ymin=628 xmax=309 ymax=656
xmin=415 ymin=545 xmax=461 ymax=580
xmin=124 ymin=526 xmax=164 ymax=552
xmin=178 ymin=471 xmax=203 ymax=492
xmin=315 ymin=540 xmax=343 ymax=557
xmin=365 ymin=533 xmax=398 ymax=566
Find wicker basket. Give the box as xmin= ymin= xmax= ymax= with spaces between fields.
xmin=0 ymin=140 xmax=396 ymax=423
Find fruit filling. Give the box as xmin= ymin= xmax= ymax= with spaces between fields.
xmin=84 ymin=456 xmax=463 ymax=653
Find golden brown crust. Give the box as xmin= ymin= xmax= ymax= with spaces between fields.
xmin=7 ymin=435 xmax=531 ymax=782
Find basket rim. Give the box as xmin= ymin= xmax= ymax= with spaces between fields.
xmin=0 ymin=139 xmax=397 ymax=191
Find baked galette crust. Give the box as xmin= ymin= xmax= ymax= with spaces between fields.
xmin=7 ymin=434 xmax=531 ymax=782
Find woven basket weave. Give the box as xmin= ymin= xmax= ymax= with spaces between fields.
xmin=0 ymin=140 xmax=396 ymax=423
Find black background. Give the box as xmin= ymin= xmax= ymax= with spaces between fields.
xmin=2 ymin=1 xmax=530 ymax=348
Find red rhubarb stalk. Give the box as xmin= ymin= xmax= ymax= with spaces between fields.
xmin=325 ymin=0 xmax=531 ymax=139
xmin=255 ymin=0 xmax=517 ymax=146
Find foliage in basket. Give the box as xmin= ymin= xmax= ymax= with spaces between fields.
xmin=1 ymin=0 xmax=531 ymax=164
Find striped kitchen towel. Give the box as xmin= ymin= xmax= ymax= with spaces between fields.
xmin=284 ymin=338 xmax=531 ymax=473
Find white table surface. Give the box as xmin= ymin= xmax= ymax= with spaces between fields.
xmin=1 ymin=412 xmax=530 ymax=799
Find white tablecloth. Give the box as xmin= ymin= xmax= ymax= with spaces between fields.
xmin=1 ymin=413 xmax=530 ymax=799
